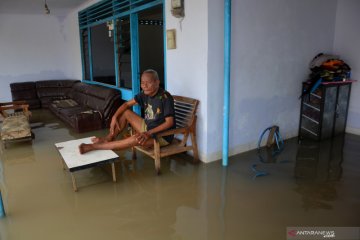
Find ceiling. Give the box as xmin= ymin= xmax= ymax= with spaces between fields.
xmin=0 ymin=0 xmax=90 ymax=15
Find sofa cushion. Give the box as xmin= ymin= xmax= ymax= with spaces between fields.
xmin=1 ymin=114 xmax=32 ymax=141
xmin=49 ymin=104 xmax=102 ymax=133
xmin=57 ymin=106 xmax=91 ymax=117
xmin=52 ymin=99 xmax=79 ymax=109
xmin=36 ymin=80 xmax=80 ymax=108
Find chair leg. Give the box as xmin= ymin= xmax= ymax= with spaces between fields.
xmin=154 ymin=141 xmax=161 ymax=175
xmin=130 ymin=127 xmax=137 ymax=160
xmin=190 ymin=132 xmax=199 ymax=163
xmin=132 ymin=147 xmax=137 ymax=160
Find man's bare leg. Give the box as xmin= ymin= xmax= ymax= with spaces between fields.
xmin=80 ymin=135 xmax=153 ymax=154
xmin=91 ymin=110 xmax=144 ymax=143
xmin=91 ymin=131 xmax=118 ymax=144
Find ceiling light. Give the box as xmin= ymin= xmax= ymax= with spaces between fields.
xmin=45 ymin=0 xmax=50 ymax=14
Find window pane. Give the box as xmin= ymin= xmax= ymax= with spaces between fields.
xmin=90 ymin=22 xmax=116 ymax=85
xmin=116 ymin=17 xmax=132 ymax=89
xmin=81 ymin=29 xmax=90 ymax=80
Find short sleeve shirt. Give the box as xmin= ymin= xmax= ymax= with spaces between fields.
xmin=134 ymin=88 xmax=175 ymax=143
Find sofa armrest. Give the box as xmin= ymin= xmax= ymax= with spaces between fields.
xmin=72 ymin=110 xmax=103 ymax=133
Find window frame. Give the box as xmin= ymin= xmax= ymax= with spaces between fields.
xmin=79 ymin=0 xmax=165 ymax=102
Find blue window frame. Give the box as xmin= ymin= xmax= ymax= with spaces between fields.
xmin=78 ymin=0 xmax=165 ymax=105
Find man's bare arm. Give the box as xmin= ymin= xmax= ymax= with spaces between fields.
xmin=147 ymin=117 xmax=174 ymax=136
xmin=110 ymin=99 xmax=137 ymax=134
xmin=136 ymin=116 xmax=174 ymax=145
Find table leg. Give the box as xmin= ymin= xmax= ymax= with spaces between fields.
xmin=61 ymin=159 xmax=67 ymax=170
xmin=111 ymin=162 xmax=116 ymax=182
xmin=71 ymin=173 xmax=78 ymax=192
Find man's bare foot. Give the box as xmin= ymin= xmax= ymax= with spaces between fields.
xmin=79 ymin=143 xmax=94 ymax=154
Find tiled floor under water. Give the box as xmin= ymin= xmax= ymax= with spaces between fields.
xmin=0 ymin=110 xmax=359 ymax=240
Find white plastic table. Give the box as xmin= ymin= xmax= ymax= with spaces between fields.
xmin=55 ymin=137 xmax=118 ymax=192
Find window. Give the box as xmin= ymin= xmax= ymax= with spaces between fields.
xmin=78 ymin=0 xmax=164 ymax=100
xmin=91 ymin=22 xmax=116 ymax=85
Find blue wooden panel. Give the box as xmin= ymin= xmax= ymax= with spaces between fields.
xmin=79 ymin=29 xmax=85 ymax=80
xmin=119 ymin=88 xmax=133 ymax=100
xmin=79 ymin=0 xmax=162 ymax=28
xmin=88 ymin=28 xmax=93 ymax=81
xmin=113 ymin=19 xmax=120 ymax=88
xmin=130 ymin=13 xmax=140 ymax=114
xmin=82 ymin=80 xmax=120 ymax=90
xmin=0 ymin=190 xmax=5 ymax=217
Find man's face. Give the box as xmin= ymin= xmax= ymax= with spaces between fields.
xmin=141 ymin=73 xmax=159 ymax=96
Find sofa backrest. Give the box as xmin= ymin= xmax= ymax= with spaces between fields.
xmin=10 ymin=81 xmax=41 ymax=109
xmin=68 ymin=82 xmax=122 ymax=124
xmin=10 ymin=82 xmax=37 ymax=101
xmin=36 ymin=80 xmax=80 ymax=99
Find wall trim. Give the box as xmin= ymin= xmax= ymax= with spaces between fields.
xmin=200 ymin=130 xmax=299 ymax=163
xmin=346 ymin=127 xmax=360 ymax=136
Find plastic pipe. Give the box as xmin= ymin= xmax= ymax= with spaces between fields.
xmin=222 ymin=0 xmax=232 ymax=166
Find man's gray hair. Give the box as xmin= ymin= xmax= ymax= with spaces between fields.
xmin=143 ymin=69 xmax=159 ymax=81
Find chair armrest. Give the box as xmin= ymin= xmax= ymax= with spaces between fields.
xmin=0 ymin=103 xmax=30 ymax=118
xmin=0 ymin=104 xmax=29 ymax=111
xmin=0 ymin=101 xmax=28 ymax=106
xmin=156 ymin=127 xmax=188 ymax=137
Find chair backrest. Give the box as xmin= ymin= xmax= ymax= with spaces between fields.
xmin=173 ymin=95 xmax=199 ymax=129
xmin=0 ymin=101 xmax=29 ymax=118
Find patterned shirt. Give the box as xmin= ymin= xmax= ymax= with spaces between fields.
xmin=134 ymin=88 xmax=175 ymax=143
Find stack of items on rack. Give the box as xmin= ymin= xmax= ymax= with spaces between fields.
xmin=300 ymin=53 xmax=351 ymax=98
xmin=309 ymin=53 xmax=351 ymax=82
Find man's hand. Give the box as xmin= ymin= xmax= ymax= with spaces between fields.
xmin=109 ymin=117 xmax=120 ymax=135
xmin=135 ymin=132 xmax=151 ymax=145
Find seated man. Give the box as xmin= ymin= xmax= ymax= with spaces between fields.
xmin=79 ymin=69 xmax=175 ymax=154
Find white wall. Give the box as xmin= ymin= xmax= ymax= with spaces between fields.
xmin=0 ymin=0 xmax=96 ymax=103
xmin=205 ymin=0 xmax=338 ymax=161
xmin=2 ymin=0 xmax=356 ymax=163
xmin=62 ymin=10 xmax=83 ymax=80
xmin=334 ymin=0 xmax=360 ymax=135
xmin=0 ymin=13 xmax=77 ymax=102
xmin=165 ymin=0 xmax=209 ymax=160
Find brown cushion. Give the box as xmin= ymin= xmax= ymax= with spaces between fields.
xmin=52 ymin=99 xmax=79 ymax=108
xmin=1 ymin=114 xmax=31 ymax=141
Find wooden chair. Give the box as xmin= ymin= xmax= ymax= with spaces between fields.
xmin=0 ymin=101 xmax=33 ymax=148
xmin=132 ymin=95 xmax=199 ymax=174
xmin=0 ymin=101 xmax=30 ymax=117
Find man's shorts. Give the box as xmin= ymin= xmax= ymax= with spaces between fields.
xmin=140 ymin=120 xmax=169 ymax=147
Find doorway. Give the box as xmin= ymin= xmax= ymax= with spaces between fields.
xmin=137 ymin=6 xmax=165 ymax=88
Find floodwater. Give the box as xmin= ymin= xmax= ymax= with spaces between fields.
xmin=0 ymin=109 xmax=359 ymax=240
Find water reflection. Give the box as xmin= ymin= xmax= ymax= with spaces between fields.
xmin=295 ymin=135 xmax=344 ymax=210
